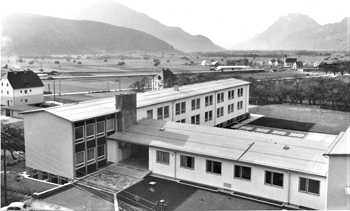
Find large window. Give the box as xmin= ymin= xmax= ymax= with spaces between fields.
xmin=156 ymin=151 xmax=170 ymax=165
xmin=97 ymin=121 xmax=105 ymax=136
xmin=106 ymin=118 xmax=114 ymax=131
xmin=75 ymin=126 xmax=84 ymax=143
xmin=265 ymin=171 xmax=283 ymax=187
xmin=157 ymin=106 xmax=169 ymax=120
xmin=228 ymin=90 xmax=234 ymax=100
xmin=205 ymin=95 xmax=213 ymax=106
xmin=176 ymin=119 xmax=186 ymax=123
xmin=217 ymin=107 xmax=224 ymax=118
xmin=180 ymin=155 xmax=195 ymax=170
xmin=299 ymin=177 xmax=320 ymax=195
xmin=86 ymin=123 xmax=95 ymax=140
xmin=228 ymin=103 xmax=234 ymax=113
xmin=205 ymin=110 xmax=213 ymax=122
xmin=217 ymin=93 xmax=224 ymax=103
xmin=147 ymin=109 xmax=153 ymax=119
xmin=206 ymin=160 xmax=221 ymax=175
xmin=97 ymin=145 xmax=106 ymax=160
xmin=191 ymin=98 xmax=200 ymax=110
xmin=191 ymin=114 xmax=200 ymax=125
xmin=87 ymin=148 xmax=95 ymax=163
xmin=75 ymin=151 xmax=85 ymax=167
xmin=175 ymin=102 xmax=186 ymax=115
xmin=238 ymin=88 xmax=243 ymax=97
xmin=234 ymin=165 xmax=251 ymax=181
xmin=237 ymin=101 xmax=243 ymax=110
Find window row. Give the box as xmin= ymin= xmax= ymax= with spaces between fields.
xmin=20 ymin=89 xmax=31 ymax=94
xmin=155 ymin=152 xmax=320 ymax=195
xmin=75 ymin=119 xmax=114 ymax=143
xmin=1 ymin=83 xmax=9 ymax=87
xmin=75 ymin=145 xmax=106 ymax=168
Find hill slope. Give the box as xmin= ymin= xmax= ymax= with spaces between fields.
xmin=234 ymin=14 xmax=350 ymax=51
xmin=72 ymin=0 xmax=223 ymax=52
xmin=1 ymin=13 xmax=178 ymax=55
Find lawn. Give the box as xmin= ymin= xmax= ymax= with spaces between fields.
xmin=118 ymin=176 xmax=280 ymax=210
xmin=249 ymin=104 xmax=350 ymax=134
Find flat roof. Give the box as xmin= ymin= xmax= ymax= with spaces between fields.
xmin=324 ymin=126 xmax=350 ymax=155
xmin=109 ymin=119 xmax=333 ymax=176
xmin=23 ymin=78 xmax=249 ymax=121
xmin=4 ymin=104 xmax=40 ymax=112
xmin=22 ymin=97 xmax=120 ymax=122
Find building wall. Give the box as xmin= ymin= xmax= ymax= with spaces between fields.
xmin=148 ymin=146 xmax=325 ymax=209
xmin=0 ymin=78 xmax=43 ymax=106
xmin=138 ymin=84 xmax=250 ymax=127
xmin=326 ymin=156 xmax=350 ymax=210
xmin=24 ymin=112 xmax=74 ymax=179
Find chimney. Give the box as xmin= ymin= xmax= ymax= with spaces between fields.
xmin=115 ymin=93 xmax=137 ymax=132
xmin=174 ymin=85 xmax=179 ymax=91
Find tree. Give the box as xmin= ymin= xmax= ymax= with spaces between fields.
xmin=129 ymin=77 xmax=149 ymax=92
xmin=1 ymin=124 xmax=25 ymax=160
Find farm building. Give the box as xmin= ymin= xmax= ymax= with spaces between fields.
xmin=0 ymin=70 xmax=44 ymax=107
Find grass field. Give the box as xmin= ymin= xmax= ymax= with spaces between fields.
xmin=249 ymin=104 xmax=350 ymax=134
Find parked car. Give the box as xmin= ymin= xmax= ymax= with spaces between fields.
xmin=0 ymin=202 xmax=30 ymax=210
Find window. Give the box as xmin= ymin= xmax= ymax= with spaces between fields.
xmin=147 ymin=109 xmax=153 ymax=119
xmin=30 ymin=89 xmax=32 ymax=92
xmin=75 ymin=151 xmax=85 ymax=167
xmin=191 ymin=114 xmax=200 ymax=125
xmin=238 ymin=88 xmax=243 ymax=97
xmin=205 ymin=95 xmax=213 ymax=106
xmin=205 ymin=110 xmax=213 ymax=122
xmin=237 ymin=101 xmax=243 ymax=110
xmin=191 ymin=98 xmax=200 ymax=110
xmin=234 ymin=165 xmax=251 ymax=181
xmin=86 ymin=123 xmax=95 ymax=139
xmin=157 ymin=106 xmax=169 ymax=120
xmin=175 ymin=102 xmax=186 ymax=115
xmin=176 ymin=119 xmax=186 ymax=123
xmin=206 ymin=160 xmax=221 ymax=175
xmin=20 ymin=90 xmax=22 ymax=93
xmin=75 ymin=126 xmax=84 ymax=143
xmin=299 ymin=177 xmax=320 ymax=195
xmin=97 ymin=145 xmax=105 ymax=160
xmin=180 ymin=155 xmax=195 ymax=169
xmin=97 ymin=121 xmax=105 ymax=136
xmin=228 ymin=90 xmax=234 ymax=100
xmin=156 ymin=151 xmax=170 ymax=164
xmin=228 ymin=103 xmax=234 ymax=113
xmin=25 ymin=90 xmax=27 ymax=94
xmin=217 ymin=107 xmax=224 ymax=118
xmin=106 ymin=118 xmax=114 ymax=131
xmin=7 ymin=91 xmax=9 ymax=95
xmin=87 ymin=148 xmax=95 ymax=163
xmin=25 ymin=99 xmax=28 ymax=102
xmin=157 ymin=107 xmax=163 ymax=120
xmin=265 ymin=171 xmax=283 ymax=187
xmin=164 ymin=106 xmax=169 ymax=119
xmin=7 ymin=83 xmax=8 ymax=87
xmin=217 ymin=93 xmax=224 ymax=103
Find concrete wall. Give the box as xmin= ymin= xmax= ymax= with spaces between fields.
xmin=138 ymin=84 xmax=250 ymax=126
xmin=24 ymin=112 xmax=74 ymax=179
xmin=327 ymin=156 xmax=350 ymax=210
xmin=149 ymin=146 xmax=325 ymax=209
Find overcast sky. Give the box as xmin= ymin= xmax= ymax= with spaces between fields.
xmin=1 ymin=0 xmax=349 ymax=48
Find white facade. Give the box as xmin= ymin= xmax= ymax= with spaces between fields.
xmin=0 ymin=78 xmax=44 ymax=106
xmin=137 ymin=84 xmax=250 ymax=127
xmin=148 ymin=146 xmax=327 ymax=210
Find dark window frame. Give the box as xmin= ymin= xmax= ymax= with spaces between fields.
xmin=206 ymin=160 xmax=222 ymax=175
xmin=156 ymin=150 xmax=170 ymax=165
xmin=299 ymin=177 xmax=320 ymax=195
xmin=234 ymin=165 xmax=251 ymax=181
xmin=180 ymin=155 xmax=195 ymax=170
xmin=265 ymin=171 xmax=284 ymax=188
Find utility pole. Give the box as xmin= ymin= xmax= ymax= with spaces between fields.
xmin=3 ymin=147 xmax=8 ymax=205
xmin=53 ymin=81 xmax=56 ymax=101
xmin=59 ymin=80 xmax=61 ymax=95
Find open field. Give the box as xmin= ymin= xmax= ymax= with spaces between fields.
xmin=249 ymin=104 xmax=350 ymax=134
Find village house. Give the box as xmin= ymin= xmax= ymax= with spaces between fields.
xmin=151 ymin=69 xmax=178 ymax=90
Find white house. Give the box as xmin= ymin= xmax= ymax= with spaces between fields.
xmin=0 ymin=70 xmax=44 ymax=106
xmin=151 ymin=69 xmax=178 ymax=91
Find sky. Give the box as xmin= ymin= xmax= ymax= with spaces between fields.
xmin=1 ymin=0 xmax=349 ymax=48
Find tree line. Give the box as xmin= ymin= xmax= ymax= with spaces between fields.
xmin=248 ymin=77 xmax=350 ymax=110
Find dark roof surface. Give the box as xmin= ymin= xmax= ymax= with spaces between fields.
xmin=161 ymin=68 xmax=178 ymax=81
xmin=286 ymin=58 xmax=297 ymax=63
xmin=6 ymin=70 xmax=44 ymax=89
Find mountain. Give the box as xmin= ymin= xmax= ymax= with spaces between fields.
xmin=71 ymin=0 xmax=223 ymax=52
xmin=1 ymin=13 xmax=178 ymax=55
xmin=234 ymin=14 xmax=350 ymax=51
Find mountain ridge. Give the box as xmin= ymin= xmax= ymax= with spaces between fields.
xmin=1 ymin=12 xmax=179 ymax=55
